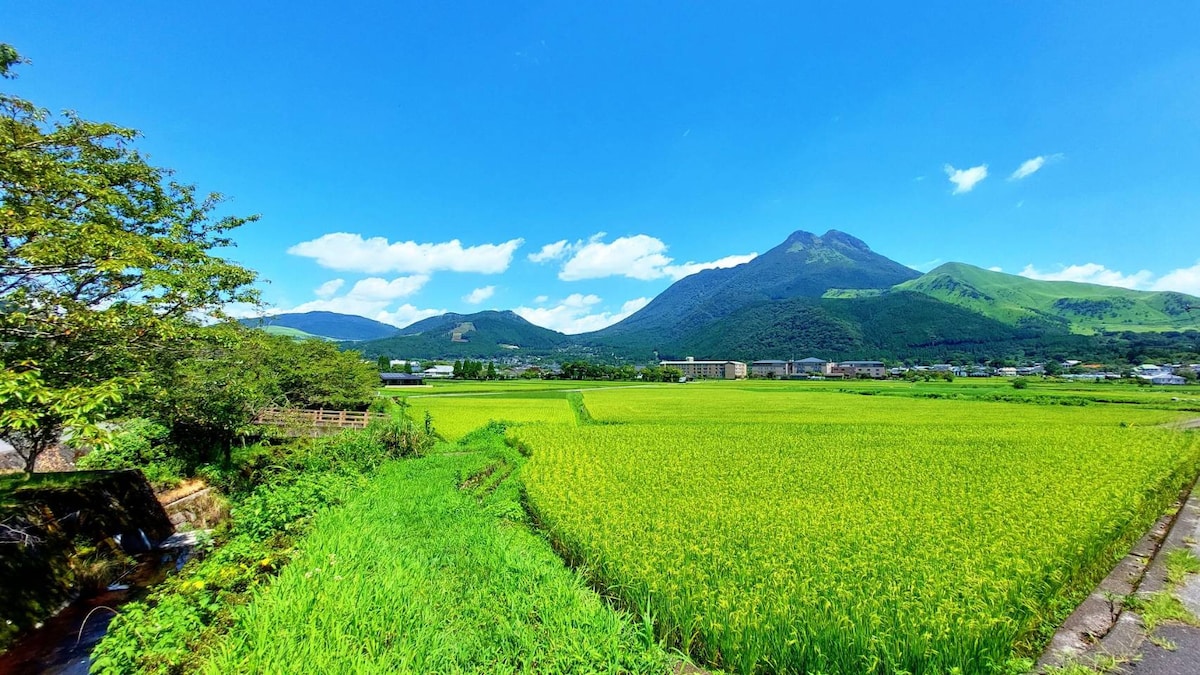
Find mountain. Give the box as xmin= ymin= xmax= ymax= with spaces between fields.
xmin=672 ymin=291 xmax=1100 ymax=363
xmin=239 ymin=311 xmax=401 ymax=341
xmin=353 ymin=310 xmax=573 ymax=359
xmin=898 ymin=263 xmax=1200 ymax=334
xmin=588 ymin=229 xmax=920 ymax=347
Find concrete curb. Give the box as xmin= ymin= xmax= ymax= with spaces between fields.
xmin=1036 ymin=468 xmax=1200 ymax=672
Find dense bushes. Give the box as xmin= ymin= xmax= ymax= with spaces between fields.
xmin=76 ymin=419 xmax=184 ymax=490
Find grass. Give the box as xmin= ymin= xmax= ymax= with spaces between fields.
xmin=198 ymin=380 xmax=1200 ymax=674
xmin=514 ymin=387 xmax=1200 ymax=673
xmin=205 ymin=428 xmax=673 ymax=673
xmin=1127 ymin=592 xmax=1200 ymax=632
xmin=403 ymin=392 xmax=577 ymax=441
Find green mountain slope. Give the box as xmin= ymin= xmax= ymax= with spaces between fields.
xmin=899 ymin=263 xmax=1200 ymax=333
xmin=240 ymin=311 xmax=401 ymax=341
xmin=354 ymin=311 xmax=573 ymax=359
xmin=262 ymin=325 xmax=325 ymax=340
xmin=618 ymin=291 xmax=1091 ymax=363
xmin=588 ymin=229 xmax=919 ymax=345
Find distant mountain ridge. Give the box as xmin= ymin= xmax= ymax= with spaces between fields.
xmin=898 ymin=262 xmax=1199 ymax=333
xmin=239 ymin=311 xmax=400 ymax=341
xmin=241 ymin=230 xmax=1200 ymax=362
xmin=353 ymin=310 xmax=573 ymax=359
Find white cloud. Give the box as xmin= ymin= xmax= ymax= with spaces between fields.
xmin=528 ymin=240 xmax=571 ymax=263
xmin=463 ymin=285 xmax=496 ymax=304
xmin=557 ymin=233 xmax=756 ymax=281
xmin=1009 ymin=154 xmax=1063 ymax=181
xmin=533 ymin=295 xmax=549 ymax=303
xmin=944 ymin=163 xmax=988 ymax=194
xmin=1017 ymin=259 xmax=1200 ymax=296
xmin=314 ymin=279 xmax=345 ymax=298
xmin=1018 ymin=263 xmax=1154 ymax=289
xmin=1152 ymin=261 xmax=1200 ymax=296
xmin=375 ymin=304 xmax=447 ymax=328
xmin=288 ymin=233 xmax=523 ymax=275
xmin=514 ymin=294 xmax=652 ymax=334
xmin=662 ymin=253 xmax=759 ymax=280
xmin=988 ymin=266 xmax=1003 ymax=272
xmin=241 ymin=275 xmax=439 ymax=328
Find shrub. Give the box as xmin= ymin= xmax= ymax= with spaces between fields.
xmin=77 ymin=418 xmax=183 ymax=489
xmin=1011 ymin=377 xmax=1030 ymax=390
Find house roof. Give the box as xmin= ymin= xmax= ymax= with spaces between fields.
xmin=380 ymin=373 xmax=425 ymax=381
xmin=796 ymin=357 xmax=827 ymax=363
xmin=752 ymin=360 xmax=788 ymax=365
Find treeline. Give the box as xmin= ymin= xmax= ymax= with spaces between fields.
xmin=558 ymin=361 xmax=683 ymax=382
xmin=453 ymin=359 xmax=499 ymax=379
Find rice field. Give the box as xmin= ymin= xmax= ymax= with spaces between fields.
xmin=217 ymin=380 xmax=1200 ymax=673
xmin=512 ymin=388 xmax=1200 ymax=673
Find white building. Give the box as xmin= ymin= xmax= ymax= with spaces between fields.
xmin=423 ymin=365 xmax=455 ymax=378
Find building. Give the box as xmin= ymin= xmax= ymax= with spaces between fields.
xmin=792 ymin=357 xmax=828 ymax=374
xmin=750 ymin=360 xmax=790 ymax=378
xmin=828 ymin=361 xmax=886 ymax=379
xmin=423 ymin=365 xmax=455 ymax=378
xmin=1140 ymin=373 xmax=1186 ymax=385
xmin=380 ymin=372 xmax=426 ymax=386
xmin=661 ymin=357 xmax=747 ymax=380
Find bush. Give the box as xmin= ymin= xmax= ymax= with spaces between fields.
xmin=77 ymin=419 xmax=183 ymax=490
xmin=367 ymin=416 xmax=434 ymax=459
xmin=1011 ymin=377 xmax=1030 ymax=390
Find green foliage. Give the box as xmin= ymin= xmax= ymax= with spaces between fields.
xmin=0 ymin=44 xmax=258 ymax=471
xmin=204 ymin=432 xmax=670 ymax=673
xmin=90 ymin=423 xmax=434 ymax=674
xmin=158 ymin=327 xmax=378 ymax=462
xmin=76 ymin=418 xmax=183 ymax=489
xmin=1165 ymin=548 xmax=1200 ymax=585
xmin=365 ymin=415 xmax=434 ymax=459
xmin=0 ymin=366 xmax=126 ymax=472
xmin=1126 ymin=592 xmax=1200 ymax=632
xmin=1012 ymin=377 xmax=1031 ymax=390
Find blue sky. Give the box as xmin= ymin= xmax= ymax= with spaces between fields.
xmin=7 ymin=2 xmax=1200 ymax=332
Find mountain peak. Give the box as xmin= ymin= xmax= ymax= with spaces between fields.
xmin=780 ymin=229 xmax=872 ymax=254
xmin=590 ymin=229 xmax=919 ymax=340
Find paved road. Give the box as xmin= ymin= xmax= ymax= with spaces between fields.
xmin=1125 ymin=625 xmax=1200 ymax=675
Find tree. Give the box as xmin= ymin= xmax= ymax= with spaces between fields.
xmin=377 ymin=355 xmax=391 ymax=372
xmin=159 ymin=328 xmax=378 ymax=463
xmin=0 ymin=46 xmax=259 ymax=471
xmin=485 ymin=362 xmax=497 ymax=380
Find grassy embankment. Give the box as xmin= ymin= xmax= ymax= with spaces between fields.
xmin=205 ymin=427 xmax=673 ymax=673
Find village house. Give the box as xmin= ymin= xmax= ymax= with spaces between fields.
xmin=661 ymin=357 xmax=748 ymax=380
xmin=380 ymin=372 xmax=426 ymax=386
xmin=422 ymin=364 xmax=455 ymax=378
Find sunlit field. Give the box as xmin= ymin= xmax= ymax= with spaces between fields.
xmin=387 ymin=380 xmax=1199 ymax=673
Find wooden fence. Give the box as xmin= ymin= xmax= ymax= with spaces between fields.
xmin=253 ymin=408 xmax=372 ymax=434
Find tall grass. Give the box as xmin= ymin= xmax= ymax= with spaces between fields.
xmin=205 ymin=431 xmax=671 ymax=673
